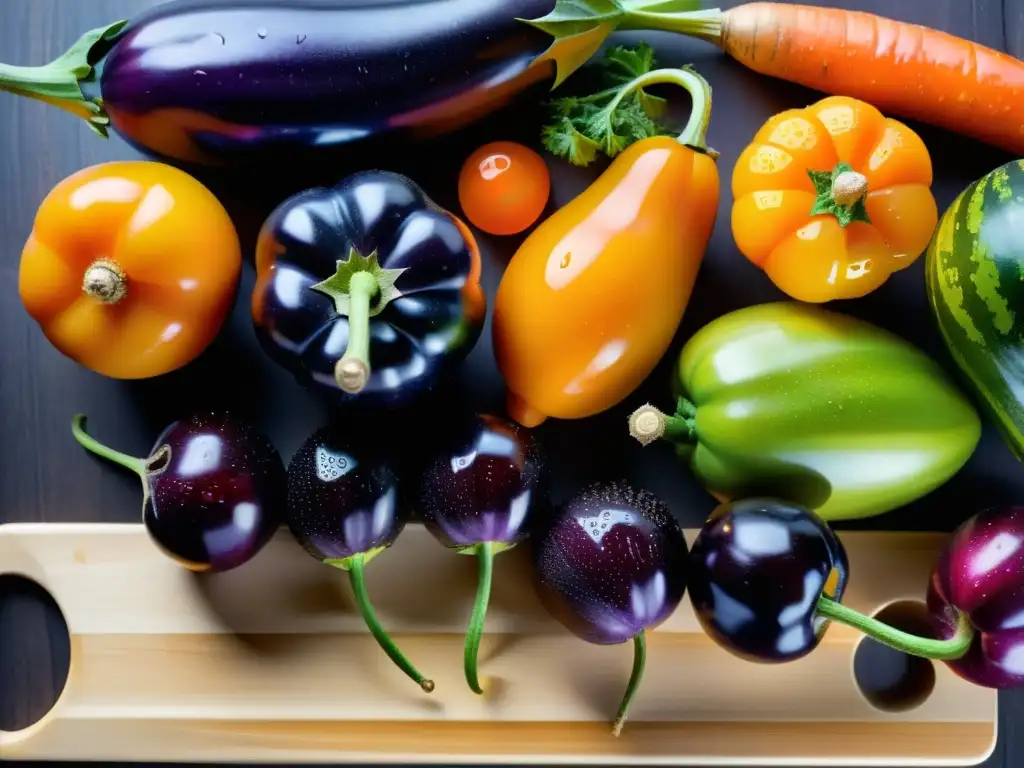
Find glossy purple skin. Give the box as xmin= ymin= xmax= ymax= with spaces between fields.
xmin=418 ymin=414 xmax=545 ymax=548
xmin=531 ymin=481 xmax=689 ymax=646
xmin=687 ymin=498 xmax=850 ymax=663
xmin=252 ymin=170 xmax=484 ymax=410
xmin=286 ymin=425 xmax=405 ymax=561
xmin=928 ymin=506 xmax=1024 ymax=689
xmin=144 ymin=413 xmax=286 ymax=573
xmin=96 ymin=0 xmax=554 ymax=164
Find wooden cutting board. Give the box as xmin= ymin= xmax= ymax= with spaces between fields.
xmin=0 ymin=522 xmax=997 ymax=766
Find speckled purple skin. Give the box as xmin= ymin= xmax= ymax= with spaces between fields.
xmin=531 ymin=482 xmax=688 ymax=646
xmin=144 ymin=413 xmax=286 ymax=572
xmin=417 ymin=414 xmax=545 ymax=548
xmin=687 ymin=499 xmax=850 ymax=664
xmin=928 ymin=506 xmax=1024 ymax=689
xmin=96 ymin=0 xmax=554 ymax=163
xmin=285 ymin=425 xmax=406 ymax=561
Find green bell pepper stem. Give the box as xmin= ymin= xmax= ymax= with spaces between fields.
xmin=628 ymin=400 xmax=697 ymax=447
xmin=327 ymin=553 xmax=434 ymax=693
xmin=612 ymin=631 xmax=647 ymax=737
xmin=816 ymin=596 xmax=974 ymax=661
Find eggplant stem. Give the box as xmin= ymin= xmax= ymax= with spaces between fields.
xmin=465 ymin=541 xmax=495 ymax=695
xmin=345 ymin=553 xmax=434 ymax=692
xmin=619 ymin=8 xmax=726 ymax=46
xmin=613 ymin=631 xmax=647 ymax=737
xmin=71 ymin=414 xmax=148 ymax=477
xmin=816 ymin=596 xmax=974 ymax=661
xmin=336 ymin=270 xmax=377 ymax=394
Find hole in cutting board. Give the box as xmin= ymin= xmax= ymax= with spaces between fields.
xmin=0 ymin=574 xmax=70 ymax=732
xmin=852 ymin=599 xmax=936 ymax=713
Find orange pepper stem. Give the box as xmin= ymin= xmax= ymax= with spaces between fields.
xmin=627 ymin=399 xmax=697 ymax=447
xmin=82 ymin=259 xmax=127 ymax=304
xmin=600 ymin=66 xmax=714 ymax=154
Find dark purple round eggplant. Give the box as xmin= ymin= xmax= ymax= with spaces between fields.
xmin=287 ymin=424 xmax=433 ymax=693
xmin=417 ymin=413 xmax=546 ymax=694
xmin=71 ymin=413 xmax=285 ymax=572
xmin=0 ymin=0 xmax=565 ymax=165
xmin=690 ymin=498 xmax=975 ymax=667
xmin=531 ymin=481 xmax=688 ymax=736
xmin=252 ymin=170 xmax=485 ymax=410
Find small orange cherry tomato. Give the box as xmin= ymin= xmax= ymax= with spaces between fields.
xmin=18 ymin=161 xmax=241 ymax=379
xmin=458 ymin=141 xmax=550 ymax=235
xmin=731 ymin=96 xmax=938 ymax=302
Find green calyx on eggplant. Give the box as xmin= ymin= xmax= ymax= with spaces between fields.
xmin=628 ymin=302 xmax=982 ymax=522
xmin=925 ymin=158 xmax=1024 ymax=463
xmin=0 ymin=0 xmax=708 ymax=164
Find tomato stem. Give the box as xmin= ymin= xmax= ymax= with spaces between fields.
xmin=816 ymin=596 xmax=974 ymax=661
xmin=71 ymin=414 xmax=148 ymax=477
xmin=328 ymin=553 xmax=434 ymax=693
xmin=613 ymin=631 xmax=647 ymax=737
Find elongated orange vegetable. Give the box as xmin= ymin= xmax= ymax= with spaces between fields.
xmin=657 ymin=2 xmax=1024 ymax=154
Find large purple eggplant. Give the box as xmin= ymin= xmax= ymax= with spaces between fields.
xmin=0 ymin=0 xmax=706 ymax=166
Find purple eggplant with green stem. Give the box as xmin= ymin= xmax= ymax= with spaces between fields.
xmin=0 ymin=0 xmax=704 ymax=165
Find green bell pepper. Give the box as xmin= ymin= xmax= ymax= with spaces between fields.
xmin=628 ymin=302 xmax=982 ymax=522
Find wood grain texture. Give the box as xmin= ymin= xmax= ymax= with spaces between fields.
xmin=0 ymin=0 xmax=1023 ymax=766
xmin=0 ymin=524 xmax=999 ymax=764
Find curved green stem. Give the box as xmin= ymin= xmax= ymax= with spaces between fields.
xmin=344 ymin=554 xmax=434 ymax=693
xmin=465 ymin=541 xmax=495 ymax=695
xmin=71 ymin=414 xmax=147 ymax=476
xmin=628 ymin=399 xmax=698 ymax=447
xmin=816 ymin=596 xmax=974 ymax=661
xmin=612 ymin=631 xmax=647 ymax=737
xmin=335 ymin=270 xmax=378 ymax=394
xmin=601 ymin=67 xmax=713 ymax=153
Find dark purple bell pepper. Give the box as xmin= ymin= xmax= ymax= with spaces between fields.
xmin=251 ymin=170 xmax=486 ymax=410
xmin=929 ymin=506 xmax=1024 ymax=689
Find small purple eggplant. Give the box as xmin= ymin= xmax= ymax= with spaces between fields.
xmin=417 ymin=413 xmax=546 ymax=694
xmin=71 ymin=413 xmax=285 ymax=572
xmin=531 ymin=481 xmax=688 ymax=736
xmin=287 ymin=425 xmax=433 ymax=693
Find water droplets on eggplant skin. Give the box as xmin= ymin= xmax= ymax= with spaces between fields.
xmin=285 ymin=424 xmax=406 ymax=561
xmin=417 ymin=413 xmax=549 ymax=548
xmin=531 ymin=480 xmax=689 ymax=646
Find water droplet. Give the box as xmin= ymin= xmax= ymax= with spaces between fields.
xmin=213 ymin=32 xmax=225 ymax=44
xmin=194 ymin=69 xmax=207 ymax=76
xmin=296 ymin=33 xmax=306 ymax=44
xmin=257 ymin=27 xmax=268 ymax=39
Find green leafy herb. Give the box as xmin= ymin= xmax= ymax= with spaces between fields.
xmin=541 ymin=42 xmax=671 ymax=167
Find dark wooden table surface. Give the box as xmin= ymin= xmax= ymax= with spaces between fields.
xmin=2 ymin=0 xmax=1023 ymax=766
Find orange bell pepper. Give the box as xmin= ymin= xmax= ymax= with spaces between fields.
xmin=732 ymin=96 xmax=938 ymax=303
xmin=493 ymin=68 xmax=719 ymax=428
xmin=18 ymin=161 xmax=241 ymax=379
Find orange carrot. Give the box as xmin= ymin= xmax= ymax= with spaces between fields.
xmin=655 ymin=2 xmax=1024 ymax=154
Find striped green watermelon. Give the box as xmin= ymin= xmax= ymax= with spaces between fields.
xmin=925 ymin=159 xmax=1024 ymax=463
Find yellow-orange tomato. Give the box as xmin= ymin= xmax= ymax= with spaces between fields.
xmin=19 ymin=161 xmax=241 ymax=379
xmin=731 ymin=96 xmax=938 ymax=302
xmin=493 ymin=136 xmax=719 ymax=427
xmin=458 ymin=141 xmax=550 ymax=235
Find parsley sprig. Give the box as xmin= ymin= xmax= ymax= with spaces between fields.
xmin=542 ymin=42 xmax=681 ymax=167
